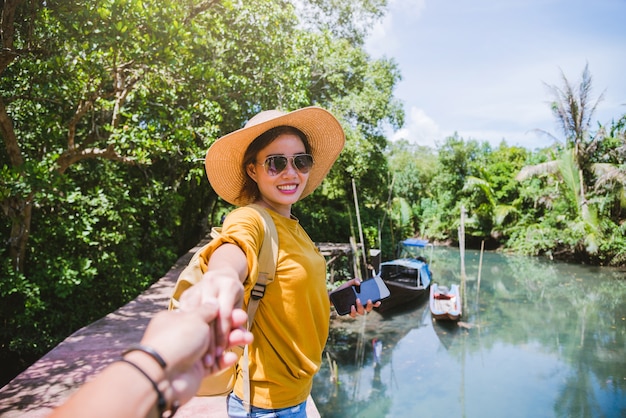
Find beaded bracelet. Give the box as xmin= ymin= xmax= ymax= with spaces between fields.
xmin=123 ymin=344 xmax=167 ymax=369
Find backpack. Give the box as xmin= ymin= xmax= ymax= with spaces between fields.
xmin=168 ymin=204 xmax=278 ymax=410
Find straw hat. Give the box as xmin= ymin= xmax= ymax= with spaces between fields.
xmin=205 ymin=106 xmax=345 ymax=206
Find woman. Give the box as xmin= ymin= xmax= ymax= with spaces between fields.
xmin=178 ymin=107 xmax=377 ymax=417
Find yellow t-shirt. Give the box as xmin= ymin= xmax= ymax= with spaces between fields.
xmin=206 ymin=206 xmax=330 ymax=409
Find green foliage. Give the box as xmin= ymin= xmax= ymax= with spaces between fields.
xmin=1 ymin=160 xmax=180 ymax=361
xmin=414 ymin=135 xmax=490 ymax=242
xmin=381 ymin=99 xmax=624 ymax=266
xmin=598 ymin=220 xmax=626 ymax=266
xmin=458 ymin=143 xmax=528 ymax=240
xmin=383 ymin=139 xmax=437 ymax=251
xmin=1 ymin=0 xmax=403 ymax=385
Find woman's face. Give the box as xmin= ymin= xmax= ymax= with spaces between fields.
xmin=246 ymin=133 xmax=310 ymax=216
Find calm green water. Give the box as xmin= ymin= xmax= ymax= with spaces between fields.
xmin=312 ymin=247 xmax=626 ymax=418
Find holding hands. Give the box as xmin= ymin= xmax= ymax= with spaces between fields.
xmin=178 ymin=242 xmax=250 ymax=359
xmin=138 ymin=301 xmax=252 ymax=404
xmin=50 ymin=299 xmax=253 ymax=418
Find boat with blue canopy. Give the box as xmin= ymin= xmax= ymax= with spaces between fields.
xmin=375 ymin=238 xmax=433 ymax=313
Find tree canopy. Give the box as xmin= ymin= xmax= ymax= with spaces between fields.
xmin=0 ymin=0 xmax=401 ymax=384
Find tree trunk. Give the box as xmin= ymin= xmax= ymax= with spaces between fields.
xmin=7 ymin=194 xmax=33 ymax=273
xmin=1 ymin=90 xmax=31 ymax=272
xmin=578 ymin=168 xmax=590 ymax=221
xmin=0 ymin=0 xmax=22 ymax=75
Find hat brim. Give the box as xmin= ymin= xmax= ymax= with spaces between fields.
xmin=205 ymin=106 xmax=345 ymax=206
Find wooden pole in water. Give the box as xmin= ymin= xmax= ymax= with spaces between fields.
xmin=349 ymin=236 xmax=362 ymax=279
xmin=477 ymin=240 xmax=484 ymax=297
xmin=352 ymin=178 xmax=368 ymax=277
xmin=458 ymin=209 xmax=468 ymax=413
xmin=459 ymin=206 xmax=467 ymax=314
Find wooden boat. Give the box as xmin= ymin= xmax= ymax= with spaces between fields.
xmin=429 ymin=283 xmax=462 ymax=321
xmin=375 ymin=239 xmax=433 ymax=313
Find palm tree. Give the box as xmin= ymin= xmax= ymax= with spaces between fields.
xmin=517 ymin=64 xmax=605 ymax=253
xmin=544 ymin=64 xmax=604 ymax=153
xmin=549 ymin=64 xmax=604 ymax=219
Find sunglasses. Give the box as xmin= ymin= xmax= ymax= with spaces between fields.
xmin=259 ymin=153 xmax=314 ymax=176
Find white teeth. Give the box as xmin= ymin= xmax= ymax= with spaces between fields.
xmin=278 ymin=185 xmax=297 ymax=191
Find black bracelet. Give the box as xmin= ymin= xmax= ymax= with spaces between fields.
xmin=123 ymin=344 xmax=167 ymax=369
xmin=118 ymin=358 xmax=171 ymax=417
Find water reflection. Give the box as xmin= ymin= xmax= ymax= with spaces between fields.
xmin=313 ymin=248 xmax=626 ymax=418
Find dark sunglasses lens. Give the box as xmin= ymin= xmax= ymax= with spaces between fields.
xmin=266 ymin=156 xmax=288 ymax=175
xmin=294 ymin=155 xmax=313 ymax=173
xmin=264 ymin=154 xmax=313 ymax=175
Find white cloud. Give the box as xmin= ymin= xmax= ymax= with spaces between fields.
xmin=391 ymin=107 xmax=442 ymax=147
xmin=365 ymin=13 xmax=396 ymax=57
xmin=366 ymin=0 xmax=626 ymax=150
xmin=390 ymin=105 xmax=557 ymax=151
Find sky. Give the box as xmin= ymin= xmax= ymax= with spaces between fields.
xmin=364 ymin=0 xmax=626 ymax=150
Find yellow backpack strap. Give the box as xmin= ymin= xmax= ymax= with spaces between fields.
xmin=210 ymin=226 xmax=222 ymax=240
xmin=245 ymin=203 xmax=278 ymax=324
xmin=241 ymin=203 xmax=278 ymax=413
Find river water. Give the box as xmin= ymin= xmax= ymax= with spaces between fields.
xmin=312 ymin=247 xmax=626 ymax=418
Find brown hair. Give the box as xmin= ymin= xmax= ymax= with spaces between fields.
xmin=239 ymin=126 xmax=311 ymax=203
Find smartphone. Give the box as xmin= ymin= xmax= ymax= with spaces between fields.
xmin=330 ymin=276 xmax=390 ymax=316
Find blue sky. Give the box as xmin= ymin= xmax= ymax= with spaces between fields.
xmin=365 ymin=0 xmax=626 ymax=150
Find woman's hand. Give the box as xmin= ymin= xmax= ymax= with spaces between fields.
xmin=179 ymin=243 xmax=249 ymax=360
xmin=335 ymin=278 xmax=382 ymax=318
xmin=141 ymin=303 xmax=252 ymax=405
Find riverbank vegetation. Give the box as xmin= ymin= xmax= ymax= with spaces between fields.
xmin=1 ymin=0 xmax=624 ymax=385
xmin=386 ymin=69 xmax=626 ymax=266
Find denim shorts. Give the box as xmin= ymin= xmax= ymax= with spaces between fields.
xmin=226 ymin=393 xmax=308 ymax=418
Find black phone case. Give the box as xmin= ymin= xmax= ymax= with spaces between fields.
xmin=330 ymin=277 xmax=390 ymax=315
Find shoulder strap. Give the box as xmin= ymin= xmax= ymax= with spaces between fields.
xmin=241 ymin=203 xmax=278 ymax=413
xmin=244 ymin=203 xmax=278 ymax=326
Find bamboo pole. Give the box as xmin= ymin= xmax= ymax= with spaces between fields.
xmin=349 ymin=236 xmax=361 ymax=279
xmin=459 ymin=206 xmax=467 ymax=314
xmin=477 ymin=240 xmax=484 ymax=297
xmin=352 ymin=178 xmax=368 ymax=277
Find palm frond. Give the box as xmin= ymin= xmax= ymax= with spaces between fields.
xmin=558 ymin=148 xmax=581 ymax=207
xmin=515 ymin=160 xmax=560 ymax=181
xmin=593 ymin=163 xmax=626 ymax=189
xmin=544 ymin=63 xmax=604 ymax=148
xmin=583 ymin=204 xmax=601 ymax=254
xmin=391 ymin=197 xmax=412 ymax=226
xmin=493 ymin=205 xmax=519 ymax=226
xmin=462 ymin=176 xmax=496 ymax=207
